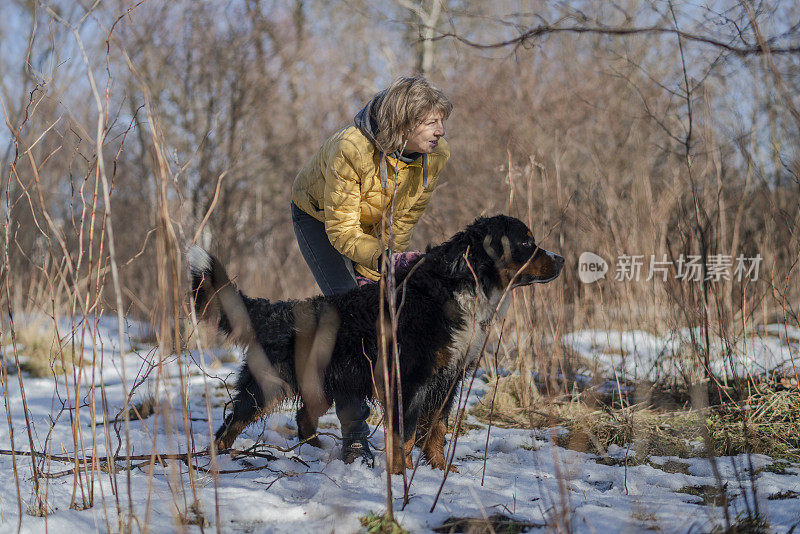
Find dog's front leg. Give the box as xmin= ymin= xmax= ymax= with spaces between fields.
xmin=296 ymin=400 xmax=331 ymax=448
xmin=388 ymin=429 xmax=416 ymax=474
xmin=214 ymin=363 xmax=291 ymax=451
xmin=386 ymin=402 xmax=421 ymax=474
xmin=416 ymin=412 xmax=459 ymax=473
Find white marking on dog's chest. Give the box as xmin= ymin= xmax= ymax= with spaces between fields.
xmin=446 ymin=287 xmax=508 ymax=370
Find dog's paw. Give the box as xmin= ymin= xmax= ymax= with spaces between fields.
xmin=214 ymin=437 xmax=235 ymax=454
xmin=426 ymin=455 xmax=458 ymax=473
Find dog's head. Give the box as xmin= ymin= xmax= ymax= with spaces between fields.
xmin=428 ymin=215 xmax=564 ymax=294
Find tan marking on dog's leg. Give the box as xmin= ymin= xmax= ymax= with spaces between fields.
xmin=215 ymin=396 xmax=287 ymax=452
xmin=404 ymin=430 xmax=416 ymax=468
xmin=420 ymin=417 xmax=458 ymax=472
xmin=296 ymin=401 xmax=330 ymax=448
xmin=415 ymin=413 xmax=433 ymax=449
xmin=215 ymin=420 xmax=249 ymax=452
xmin=388 ymin=431 xmax=416 ymax=474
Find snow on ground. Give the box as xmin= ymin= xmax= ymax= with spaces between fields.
xmin=0 ymin=317 xmax=799 ymax=533
xmin=563 ymin=326 xmax=800 ymax=382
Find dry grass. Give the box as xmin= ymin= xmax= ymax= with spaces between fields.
xmin=432 ymin=514 xmax=543 ymax=533
xmin=710 ymin=514 xmax=770 ymax=534
xmin=4 ymin=322 xmax=89 ymax=378
xmin=675 ymin=484 xmax=728 ymax=506
xmin=473 ymin=374 xmax=699 ymax=457
xmin=707 ymin=389 xmax=800 ymax=460
xmin=360 ymin=511 xmax=409 ymax=534
xmin=176 ymin=502 xmax=210 ymax=528
xmin=472 ymin=374 xmax=800 ymax=461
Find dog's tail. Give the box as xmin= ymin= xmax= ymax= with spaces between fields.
xmin=188 ymin=246 xmax=294 ymax=451
xmin=187 ymin=245 xmax=254 ymax=344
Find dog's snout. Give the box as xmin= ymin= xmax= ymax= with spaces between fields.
xmin=546 ymin=250 xmax=565 ymax=269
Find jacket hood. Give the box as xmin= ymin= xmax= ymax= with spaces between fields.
xmin=353 ymin=90 xmax=384 ymax=150
xmin=354 ymin=91 xmax=428 ymax=188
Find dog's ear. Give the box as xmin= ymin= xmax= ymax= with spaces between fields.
xmin=451 ymin=234 xmax=502 ymax=295
xmin=480 ymin=234 xmax=510 ymax=263
xmin=446 ymin=239 xmax=489 ymax=283
xmin=431 ymin=216 xmax=505 ymax=290
xmin=448 ymin=246 xmax=470 ymax=278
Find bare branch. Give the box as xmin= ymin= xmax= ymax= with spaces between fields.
xmin=427 ymin=23 xmax=800 ymax=56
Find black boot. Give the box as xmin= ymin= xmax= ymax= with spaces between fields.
xmin=342 ymin=437 xmax=375 ymax=467
xmin=335 ymin=396 xmax=373 ymax=467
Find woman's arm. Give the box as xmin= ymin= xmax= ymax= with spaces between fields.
xmin=322 ymin=143 xmax=384 ymax=271
xmin=390 ymin=185 xmax=434 ymax=252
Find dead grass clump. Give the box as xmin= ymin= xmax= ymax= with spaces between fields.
xmin=472 ymin=375 xmax=701 ymax=457
xmin=706 ymin=389 xmax=800 ymax=460
xmin=676 ymin=484 xmax=728 ymax=506
xmin=756 ymin=461 xmax=793 ymax=475
xmin=25 ymin=492 xmax=50 ymax=518
xmin=767 ymin=490 xmax=800 ymax=500
xmin=176 ymin=502 xmax=209 ymax=527
xmin=650 ymin=459 xmax=691 ymax=474
xmin=433 ymin=514 xmax=543 ymax=533
xmin=6 ymin=322 xmax=89 ymax=378
xmin=360 ymin=512 xmax=408 ymax=534
xmin=474 ymin=375 xmax=800 ymax=461
xmin=129 ymin=395 xmax=159 ymax=420
xmin=710 ymin=513 xmax=769 ymax=533
xmin=630 ymin=507 xmax=660 ymax=530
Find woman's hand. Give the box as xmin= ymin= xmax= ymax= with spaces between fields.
xmin=391 ymin=251 xmax=422 ymax=269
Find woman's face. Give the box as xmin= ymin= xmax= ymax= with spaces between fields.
xmin=403 ymin=111 xmax=445 ymax=155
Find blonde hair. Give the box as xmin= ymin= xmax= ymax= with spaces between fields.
xmin=374 ymin=76 xmax=452 ymax=153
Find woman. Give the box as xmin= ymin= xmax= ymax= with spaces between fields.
xmin=291 ymin=76 xmax=452 ymax=466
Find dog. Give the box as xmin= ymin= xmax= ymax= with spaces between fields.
xmin=189 ymin=215 xmax=563 ymax=473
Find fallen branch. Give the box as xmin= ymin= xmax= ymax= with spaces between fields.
xmin=0 ymin=445 xmax=328 ymax=478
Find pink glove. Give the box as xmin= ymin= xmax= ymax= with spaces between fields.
xmin=391 ymin=251 xmax=422 ymax=269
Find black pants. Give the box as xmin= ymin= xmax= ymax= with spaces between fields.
xmin=291 ymin=202 xmax=370 ymax=439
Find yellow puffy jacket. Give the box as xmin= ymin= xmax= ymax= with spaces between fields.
xmin=292 ymin=126 xmax=450 ymax=280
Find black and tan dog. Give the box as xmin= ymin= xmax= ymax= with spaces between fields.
xmin=189 ymin=215 xmax=563 ymax=473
